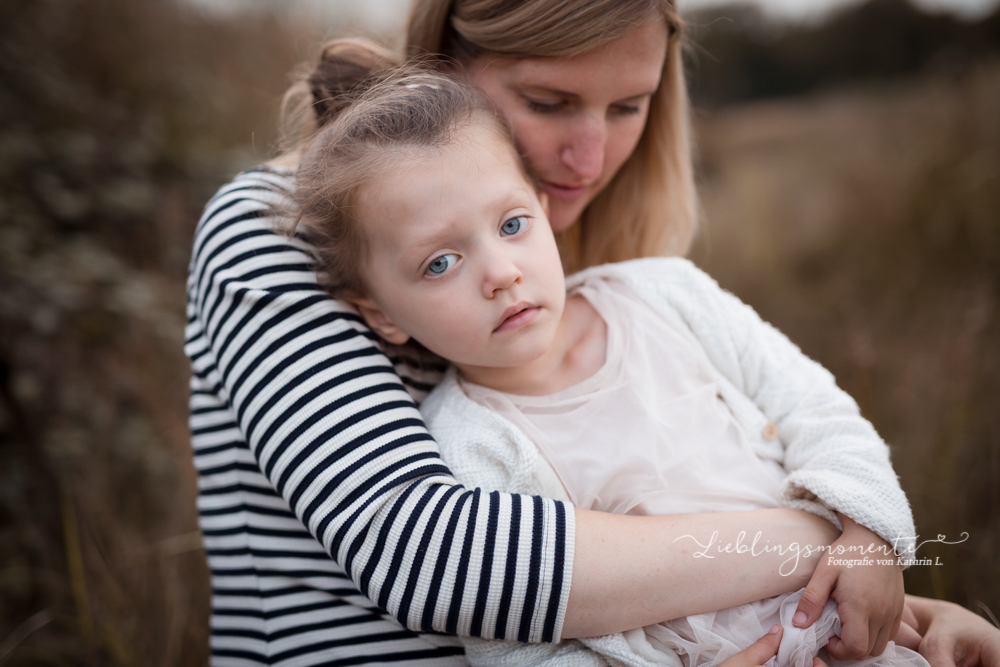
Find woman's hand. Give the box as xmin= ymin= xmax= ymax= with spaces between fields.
xmin=792 ymin=515 xmax=904 ymax=658
xmin=719 ymin=625 xmax=828 ymax=667
xmin=904 ymin=595 xmax=1000 ymax=667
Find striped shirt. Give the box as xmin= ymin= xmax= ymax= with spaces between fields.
xmin=185 ymin=167 xmax=575 ymax=666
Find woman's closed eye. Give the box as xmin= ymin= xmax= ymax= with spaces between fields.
xmin=611 ymin=103 xmax=643 ymax=116
xmin=525 ymin=97 xmax=565 ymax=114
xmin=500 ymin=215 xmax=528 ymax=237
xmin=425 ymin=253 xmax=459 ymax=277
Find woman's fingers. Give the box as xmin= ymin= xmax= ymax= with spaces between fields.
xmin=900 ymin=602 xmax=920 ymax=634
xmin=893 ymin=621 xmax=924 ymax=651
xmin=720 ymin=625 xmax=783 ymax=667
xmin=918 ymin=632 xmax=959 ymax=667
xmin=983 ymin=633 xmax=1000 ymax=667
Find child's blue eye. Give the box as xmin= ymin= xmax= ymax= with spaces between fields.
xmin=426 ymin=254 xmax=458 ymax=276
xmin=500 ymin=216 xmax=526 ymax=237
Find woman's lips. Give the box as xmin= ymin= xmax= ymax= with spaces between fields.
xmin=494 ymin=303 xmax=540 ymax=333
xmin=539 ymin=180 xmax=591 ymax=202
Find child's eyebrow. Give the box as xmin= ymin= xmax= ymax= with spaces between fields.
xmin=404 ymin=225 xmax=462 ymax=261
xmin=400 ymin=187 xmax=535 ymax=268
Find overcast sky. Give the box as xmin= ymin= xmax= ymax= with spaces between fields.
xmin=680 ymin=0 xmax=999 ymax=21
xmin=190 ymin=0 xmax=1000 ymax=31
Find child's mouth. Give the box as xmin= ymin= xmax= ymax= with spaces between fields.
xmin=494 ymin=303 xmax=540 ymax=333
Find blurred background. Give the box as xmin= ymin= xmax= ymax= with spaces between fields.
xmin=0 ymin=0 xmax=997 ymax=663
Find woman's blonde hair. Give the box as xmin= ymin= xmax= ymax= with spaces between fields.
xmin=406 ymin=0 xmax=696 ymax=272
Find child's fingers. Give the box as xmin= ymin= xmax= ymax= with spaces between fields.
xmin=871 ymin=622 xmax=892 ymax=657
xmin=864 ymin=595 xmax=904 ymax=657
xmin=794 ymin=567 xmax=838 ymax=628
xmin=826 ymin=616 xmax=871 ymax=661
xmin=812 ymin=658 xmax=829 ymax=667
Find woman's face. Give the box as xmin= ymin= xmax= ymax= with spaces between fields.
xmin=462 ymin=20 xmax=669 ymax=232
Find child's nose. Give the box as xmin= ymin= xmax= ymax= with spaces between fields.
xmin=482 ymin=253 xmax=522 ymax=298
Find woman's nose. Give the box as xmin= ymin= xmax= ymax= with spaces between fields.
xmin=482 ymin=251 xmax=522 ymax=298
xmin=559 ymin=114 xmax=605 ymax=182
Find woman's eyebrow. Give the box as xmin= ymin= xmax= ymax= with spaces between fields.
xmin=518 ymin=84 xmax=578 ymax=98
xmin=519 ymin=84 xmax=657 ymax=102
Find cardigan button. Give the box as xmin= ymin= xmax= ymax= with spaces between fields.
xmin=762 ymin=422 xmax=779 ymax=441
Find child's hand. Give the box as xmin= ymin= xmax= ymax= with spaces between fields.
xmin=792 ymin=514 xmax=905 ymax=659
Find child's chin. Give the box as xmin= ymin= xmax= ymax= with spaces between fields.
xmin=468 ymin=346 xmax=548 ymax=370
xmin=502 ymin=343 xmax=551 ymax=367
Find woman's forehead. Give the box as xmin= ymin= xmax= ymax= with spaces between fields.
xmin=472 ymin=21 xmax=668 ymax=93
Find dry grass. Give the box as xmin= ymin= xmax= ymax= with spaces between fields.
xmin=691 ymin=59 xmax=1000 ymax=612
xmin=0 ymin=1 xmax=997 ymax=663
xmin=0 ymin=1 xmax=321 ymax=663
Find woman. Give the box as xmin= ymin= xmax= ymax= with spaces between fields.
xmin=186 ymin=0 xmax=1000 ymax=664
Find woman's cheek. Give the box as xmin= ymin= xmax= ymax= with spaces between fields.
xmin=511 ymin=118 xmax=558 ymax=178
xmin=608 ymin=118 xmax=646 ymax=172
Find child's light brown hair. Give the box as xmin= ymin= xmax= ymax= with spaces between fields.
xmin=291 ymin=40 xmax=514 ymax=298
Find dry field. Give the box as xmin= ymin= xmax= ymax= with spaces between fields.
xmin=0 ymin=0 xmax=997 ymax=663
xmin=691 ymin=60 xmax=1000 ymax=612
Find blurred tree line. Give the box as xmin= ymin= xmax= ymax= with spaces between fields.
xmin=686 ymin=0 xmax=1000 ymax=631
xmin=0 ymin=0 xmax=997 ymax=663
xmin=0 ymin=0 xmax=306 ymax=662
xmin=686 ymin=0 xmax=1000 ymax=105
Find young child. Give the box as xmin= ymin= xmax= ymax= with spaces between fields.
xmin=292 ymin=48 xmax=924 ymax=667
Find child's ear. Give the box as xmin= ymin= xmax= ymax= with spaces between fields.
xmin=349 ymin=296 xmax=411 ymax=345
xmin=538 ymin=191 xmax=550 ymax=218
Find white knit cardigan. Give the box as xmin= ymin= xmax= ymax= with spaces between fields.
xmin=420 ymin=258 xmax=916 ymax=667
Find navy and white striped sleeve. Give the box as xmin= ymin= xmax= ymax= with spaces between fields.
xmin=185 ymin=167 xmax=574 ymax=650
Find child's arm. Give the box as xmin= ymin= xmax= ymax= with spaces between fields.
xmin=615 ymin=258 xmax=916 ymax=654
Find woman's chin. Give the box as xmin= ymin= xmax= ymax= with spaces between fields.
xmin=545 ymin=198 xmax=589 ymax=233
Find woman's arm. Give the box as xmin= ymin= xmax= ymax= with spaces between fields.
xmin=189 ymin=168 xmax=573 ymax=644
xmin=565 ymin=507 xmax=839 ymax=637
xmin=419 ymin=373 xmax=840 ymax=641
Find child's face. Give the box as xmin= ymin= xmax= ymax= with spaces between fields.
xmin=355 ymin=121 xmax=566 ymax=372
